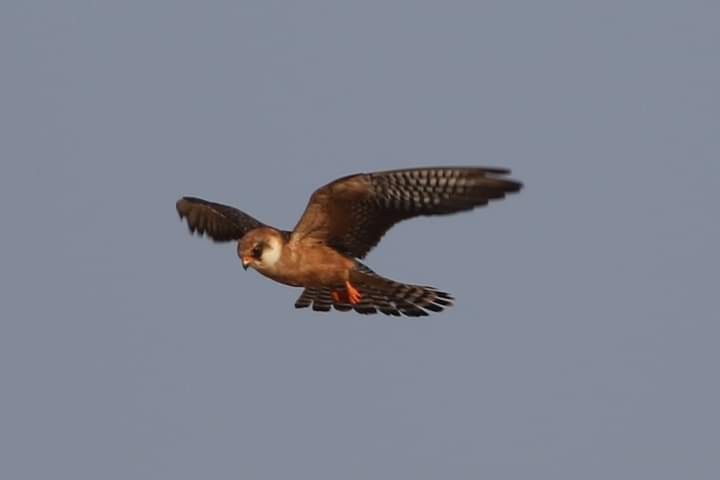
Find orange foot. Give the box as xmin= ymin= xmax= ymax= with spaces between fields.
xmin=331 ymin=281 xmax=363 ymax=305
xmin=345 ymin=281 xmax=362 ymax=304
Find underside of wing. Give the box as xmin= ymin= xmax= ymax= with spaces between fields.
xmin=176 ymin=196 xmax=267 ymax=242
xmin=293 ymin=167 xmax=523 ymax=258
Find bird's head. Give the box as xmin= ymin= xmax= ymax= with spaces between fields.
xmin=238 ymin=228 xmax=285 ymax=273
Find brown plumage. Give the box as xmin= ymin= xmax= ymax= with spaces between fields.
xmin=176 ymin=167 xmax=522 ymax=316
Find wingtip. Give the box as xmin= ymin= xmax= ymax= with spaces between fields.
xmin=479 ymin=166 xmax=512 ymax=175
xmin=176 ymin=197 xmax=187 ymax=218
xmin=508 ymin=179 xmax=524 ymax=193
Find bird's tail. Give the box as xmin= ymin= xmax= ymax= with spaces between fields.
xmin=294 ymin=264 xmax=453 ymax=317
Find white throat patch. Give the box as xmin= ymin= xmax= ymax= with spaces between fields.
xmin=260 ymin=236 xmax=282 ymax=268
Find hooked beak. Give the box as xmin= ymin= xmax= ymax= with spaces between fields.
xmin=241 ymin=257 xmax=251 ymax=270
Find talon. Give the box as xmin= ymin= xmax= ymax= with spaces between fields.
xmin=345 ymin=281 xmax=362 ymax=305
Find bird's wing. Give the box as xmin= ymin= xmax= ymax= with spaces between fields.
xmin=176 ymin=196 xmax=268 ymax=242
xmin=292 ymin=167 xmax=523 ymax=258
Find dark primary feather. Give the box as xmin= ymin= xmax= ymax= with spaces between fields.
xmin=350 ymin=167 xmax=522 ymax=257
xmin=295 ymin=167 xmax=523 ymax=259
xmin=175 ymin=196 xmax=267 ymax=242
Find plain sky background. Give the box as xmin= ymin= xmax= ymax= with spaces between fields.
xmin=1 ymin=1 xmax=718 ymax=479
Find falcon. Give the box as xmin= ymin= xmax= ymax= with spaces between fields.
xmin=176 ymin=167 xmax=522 ymax=316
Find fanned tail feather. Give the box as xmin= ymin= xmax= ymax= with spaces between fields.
xmin=294 ymin=264 xmax=454 ymax=317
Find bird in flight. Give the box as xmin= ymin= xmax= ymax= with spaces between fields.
xmin=176 ymin=167 xmax=522 ymax=316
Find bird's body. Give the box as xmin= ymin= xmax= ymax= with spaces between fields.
xmin=239 ymin=230 xmax=356 ymax=288
xmin=177 ymin=167 xmax=522 ymax=316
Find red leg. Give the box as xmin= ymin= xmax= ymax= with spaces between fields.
xmin=345 ymin=281 xmax=362 ymax=305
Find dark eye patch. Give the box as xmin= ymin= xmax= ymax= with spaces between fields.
xmin=251 ymin=244 xmax=264 ymax=259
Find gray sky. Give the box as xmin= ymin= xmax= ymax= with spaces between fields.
xmin=1 ymin=1 xmax=718 ymax=479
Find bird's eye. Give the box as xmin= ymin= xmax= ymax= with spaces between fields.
xmin=251 ymin=245 xmax=264 ymax=259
